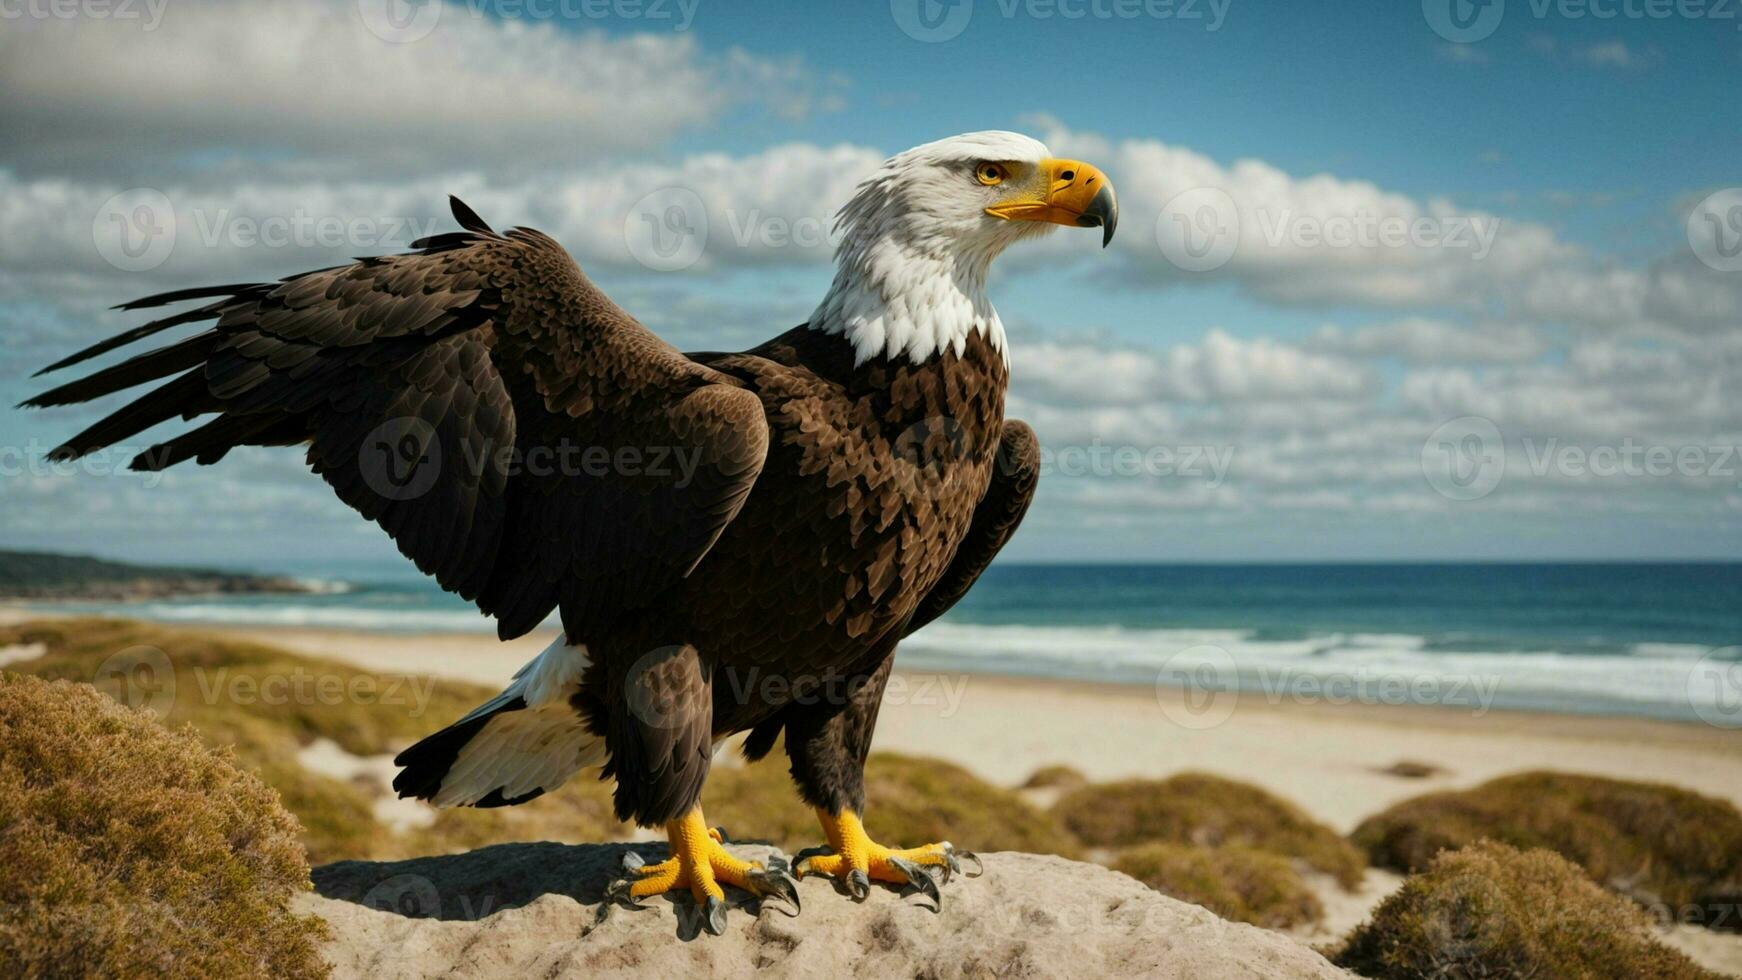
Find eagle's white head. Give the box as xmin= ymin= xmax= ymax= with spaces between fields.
xmin=810 ymin=131 xmax=1117 ymax=365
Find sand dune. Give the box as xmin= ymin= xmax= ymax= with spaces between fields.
xmin=242 ymin=624 xmax=1742 ymax=976
xmin=242 ymin=625 xmax=1742 ymax=833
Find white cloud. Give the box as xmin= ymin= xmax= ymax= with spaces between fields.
xmin=5 ymin=83 xmax=1740 ymax=558
xmin=1019 ymin=116 xmax=1742 ymax=340
xmin=0 ymin=140 xmax=882 ymax=299
xmin=0 ymin=0 xmax=835 ymax=178
xmin=1311 ymin=318 xmax=1546 ymax=365
xmin=1013 ymin=330 xmax=1374 ymax=409
xmin=1582 ymin=41 xmax=1637 ymax=67
xmin=1000 ymin=325 xmax=1742 ymax=527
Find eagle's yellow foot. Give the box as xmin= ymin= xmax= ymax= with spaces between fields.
xmin=794 ymin=808 xmax=981 ymax=905
xmin=605 ymin=809 xmax=799 ymax=934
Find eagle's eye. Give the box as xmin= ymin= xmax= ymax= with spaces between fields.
xmin=974 ymin=162 xmax=1008 ymax=186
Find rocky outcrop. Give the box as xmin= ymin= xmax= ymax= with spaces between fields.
xmin=305 ymin=842 xmax=1352 ymax=979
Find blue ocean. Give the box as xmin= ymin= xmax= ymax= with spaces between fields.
xmin=27 ymin=563 xmax=1742 ymax=724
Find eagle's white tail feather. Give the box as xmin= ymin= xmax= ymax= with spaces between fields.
xmin=396 ymin=635 xmax=607 ymax=808
xmin=430 ymin=707 xmax=604 ymax=807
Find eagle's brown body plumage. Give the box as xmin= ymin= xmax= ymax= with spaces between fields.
xmin=26 ymin=201 xmax=1040 ymax=827
xmin=588 ymin=323 xmax=1027 ymax=822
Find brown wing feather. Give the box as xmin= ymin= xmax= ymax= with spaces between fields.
xmin=24 ymin=198 xmax=769 ymax=645
xmin=903 ymin=419 xmax=1040 ymax=635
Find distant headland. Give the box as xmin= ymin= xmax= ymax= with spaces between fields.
xmin=0 ymin=549 xmax=315 ymax=601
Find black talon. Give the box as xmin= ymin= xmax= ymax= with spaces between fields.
xmin=604 ymin=876 xmax=644 ymax=910
xmin=713 ymin=826 xmax=731 ymax=844
xmin=749 ymin=867 xmax=802 ymax=917
xmin=938 ymin=844 xmax=961 ymax=883
xmin=792 ymin=846 xmax=834 ymax=880
xmin=847 ymin=868 xmax=871 ymax=901
xmin=793 ymin=844 xmax=833 ymax=865
xmin=888 ymin=856 xmax=941 ymax=908
xmin=959 ymin=851 xmax=984 ymax=878
xmin=702 ymin=895 xmax=728 ymax=935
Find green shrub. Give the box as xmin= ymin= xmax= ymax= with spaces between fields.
xmin=1053 ymin=773 xmax=1365 ymax=888
xmin=1352 ymin=771 xmax=1742 ymax=921
xmin=1334 ymin=842 xmax=1719 ymax=980
xmin=0 ymin=674 xmax=328 ymax=979
xmin=1114 ymin=842 xmax=1322 ymax=928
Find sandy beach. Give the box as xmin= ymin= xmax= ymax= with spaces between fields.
xmin=224 ymin=623 xmax=1742 ymax=971
xmin=234 ymin=624 xmax=1742 ymax=835
xmin=7 ymin=611 xmax=1741 ymax=972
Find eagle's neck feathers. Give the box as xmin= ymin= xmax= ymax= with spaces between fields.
xmin=809 ymin=240 xmax=1006 ymax=367
xmin=807 ymin=164 xmax=1015 ymax=366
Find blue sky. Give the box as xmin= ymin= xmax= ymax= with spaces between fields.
xmin=1 ymin=0 xmax=1740 ymax=570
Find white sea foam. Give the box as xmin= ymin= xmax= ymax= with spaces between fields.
xmin=27 ymin=595 xmax=1729 ymax=721
xmin=1629 ymin=642 xmax=1717 ymax=660
xmin=291 ymin=577 xmax=355 ymax=596
xmin=901 ymin=621 xmax=1724 ymax=719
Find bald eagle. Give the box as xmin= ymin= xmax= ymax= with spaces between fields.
xmin=26 ymin=132 xmax=1116 ymax=933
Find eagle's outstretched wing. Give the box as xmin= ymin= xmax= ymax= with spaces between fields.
xmin=24 ymin=198 xmax=769 ymax=644
xmin=904 ymin=419 xmax=1040 ymax=635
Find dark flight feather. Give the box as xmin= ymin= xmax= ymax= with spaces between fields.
xmin=25 ymin=207 xmax=770 ymax=649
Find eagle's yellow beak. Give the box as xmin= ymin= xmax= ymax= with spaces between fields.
xmin=985 ymin=158 xmax=1118 ymax=247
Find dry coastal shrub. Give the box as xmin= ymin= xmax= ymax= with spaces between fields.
xmin=1053 ymin=773 xmax=1366 ymax=888
xmin=1353 ymin=771 xmax=1742 ymax=928
xmin=705 ymin=751 xmax=1082 ymax=858
xmin=1113 ymin=842 xmax=1323 ymax=929
xmin=0 ymin=674 xmax=328 ymax=979
xmin=1333 ymin=842 xmax=1721 ymax=980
